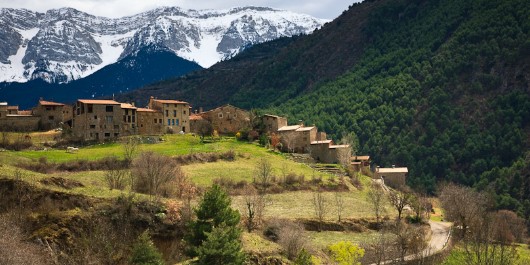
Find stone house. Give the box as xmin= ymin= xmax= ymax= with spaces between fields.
xmin=0 ymin=102 xmax=40 ymax=131
xmin=277 ymin=124 xmax=317 ymax=153
xmin=137 ymin=108 xmax=164 ymax=135
xmin=148 ymin=97 xmax=190 ymax=133
xmin=120 ymin=103 xmax=138 ymax=136
xmin=32 ymin=99 xmax=73 ymax=130
xmin=190 ymin=104 xmax=250 ymax=135
xmin=351 ymin=155 xmax=371 ymax=171
xmin=374 ymin=166 xmax=408 ymax=188
xmin=262 ymin=114 xmax=288 ymax=133
xmin=309 ymin=140 xmax=351 ymax=164
xmin=72 ymin=99 xmax=123 ymax=141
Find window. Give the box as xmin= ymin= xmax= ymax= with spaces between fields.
xmin=172 ymin=119 xmax=175 ymax=126
xmin=105 ymin=133 xmax=110 ymax=137
xmin=165 ymin=110 xmax=168 ymax=117
xmin=90 ymin=125 xmax=96 ymax=129
xmin=105 ymin=106 xmax=113 ymax=112
xmin=125 ymin=109 xmax=129 ymax=115
xmin=218 ymin=113 xmax=223 ymax=118
xmin=159 ymin=119 xmax=162 ymax=124
xmin=183 ymin=110 xmax=186 ymax=115
xmin=132 ymin=116 xmax=135 ymax=123
xmin=46 ymin=107 xmax=52 ymax=111
xmin=132 ymin=124 xmax=135 ymax=128
xmin=94 ymin=115 xmax=98 ymax=119
xmin=114 ymin=133 xmax=119 ymax=137
xmin=175 ymin=119 xmax=179 ymax=126
xmin=48 ymin=116 xmax=54 ymax=120
xmin=127 ymin=116 xmax=131 ymax=123
xmin=88 ymin=104 xmax=93 ymax=113
xmin=106 ymin=116 xmax=113 ymax=123
xmin=167 ymin=119 xmax=171 ymax=126
xmin=173 ymin=110 xmax=176 ymax=117
xmin=154 ymin=119 xmax=157 ymax=123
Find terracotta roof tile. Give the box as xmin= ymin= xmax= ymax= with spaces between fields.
xmin=78 ymin=99 xmax=120 ymax=105
xmin=278 ymin=125 xmax=301 ymax=131
xmin=137 ymin=108 xmax=158 ymax=112
xmin=152 ymin=99 xmax=189 ymax=104
xmin=39 ymin=100 xmax=65 ymax=106
xmin=120 ymin=103 xmax=137 ymax=109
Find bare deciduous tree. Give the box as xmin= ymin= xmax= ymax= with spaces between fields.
xmin=278 ymin=222 xmax=306 ymax=260
xmin=388 ymin=186 xmax=414 ymax=221
xmin=131 ymin=152 xmax=183 ymax=198
xmin=392 ymin=220 xmax=427 ymax=263
xmin=0 ymin=214 xmax=52 ymax=265
xmin=312 ymin=189 xmax=328 ymax=232
xmin=254 ymin=157 xmax=273 ymax=192
xmin=281 ymin=132 xmax=297 ymax=153
xmin=196 ymin=119 xmax=213 ymax=142
xmin=122 ymin=136 xmax=140 ymax=164
xmin=439 ymin=183 xmax=489 ymax=239
xmin=334 ymin=191 xmax=345 ymax=222
xmin=368 ymin=182 xmax=386 ymax=225
xmin=241 ymin=185 xmax=266 ymax=232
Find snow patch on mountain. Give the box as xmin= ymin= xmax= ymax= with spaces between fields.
xmin=0 ymin=6 xmax=327 ymax=84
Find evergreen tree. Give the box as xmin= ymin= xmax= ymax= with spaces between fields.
xmin=186 ymin=184 xmax=241 ymax=256
xmin=130 ymin=231 xmax=165 ymax=265
xmin=196 ymin=224 xmax=245 ymax=265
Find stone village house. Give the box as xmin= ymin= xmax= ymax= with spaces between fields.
xmin=72 ymin=99 xmax=123 ymax=141
xmin=148 ymin=97 xmax=190 ymax=133
xmin=190 ymin=104 xmax=251 ymax=135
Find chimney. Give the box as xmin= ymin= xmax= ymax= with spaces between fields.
xmin=392 ymin=165 xmax=395 ymax=168
xmin=376 ymin=166 xmax=380 ymax=172
xmin=194 ymin=109 xmax=198 ymax=114
xmin=298 ymin=120 xmax=303 ymax=126
xmin=199 ymin=107 xmax=203 ymax=113
xmin=131 ymin=102 xmax=135 ymax=107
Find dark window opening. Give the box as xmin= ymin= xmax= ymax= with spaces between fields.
xmin=106 ymin=106 xmax=113 ymax=112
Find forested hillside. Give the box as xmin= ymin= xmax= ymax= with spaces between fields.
xmin=122 ymin=0 xmax=530 ymax=221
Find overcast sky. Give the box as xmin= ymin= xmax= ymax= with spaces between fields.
xmin=0 ymin=0 xmax=362 ymax=19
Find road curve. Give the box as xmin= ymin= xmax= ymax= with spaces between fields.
xmin=367 ymin=220 xmax=452 ymax=265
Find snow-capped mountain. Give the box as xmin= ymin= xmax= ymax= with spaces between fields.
xmin=0 ymin=6 xmax=327 ymax=84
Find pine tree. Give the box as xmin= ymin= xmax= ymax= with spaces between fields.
xmin=130 ymin=231 xmax=165 ymax=265
xmin=196 ymin=224 xmax=245 ymax=265
xmin=186 ymin=184 xmax=241 ymax=256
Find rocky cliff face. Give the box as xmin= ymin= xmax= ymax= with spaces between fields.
xmin=0 ymin=6 xmax=327 ymax=84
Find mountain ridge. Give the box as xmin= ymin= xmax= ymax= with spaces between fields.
xmin=0 ymin=6 xmax=326 ymax=83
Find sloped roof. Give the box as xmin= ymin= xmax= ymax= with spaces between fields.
xmin=263 ymin=114 xmax=285 ymax=119
xmin=352 ymin=155 xmax=370 ymax=161
xmin=152 ymin=99 xmax=189 ymax=104
xmin=311 ymin=140 xmax=333 ymax=145
xmin=78 ymin=99 xmax=120 ymax=105
xmin=39 ymin=100 xmax=64 ymax=106
xmin=330 ymin=144 xmax=350 ymax=149
xmin=278 ymin=125 xmax=301 ymax=131
xmin=296 ymin=126 xmax=315 ymax=132
xmin=137 ymin=108 xmax=158 ymax=112
xmin=377 ymin=167 xmax=408 ymax=173
xmin=120 ymin=103 xmax=137 ymax=109
xmin=190 ymin=114 xmax=204 ymax=121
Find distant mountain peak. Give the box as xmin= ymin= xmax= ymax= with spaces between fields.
xmin=0 ymin=6 xmax=327 ymax=84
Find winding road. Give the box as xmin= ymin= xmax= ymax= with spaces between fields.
xmin=367 ymin=220 xmax=452 ymax=265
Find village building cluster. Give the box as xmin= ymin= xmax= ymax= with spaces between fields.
xmin=1 ymin=97 xmax=407 ymax=182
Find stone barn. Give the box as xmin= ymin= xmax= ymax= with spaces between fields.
xmin=374 ymin=166 xmax=408 ymax=188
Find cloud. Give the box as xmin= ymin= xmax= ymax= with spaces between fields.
xmin=0 ymin=0 xmax=361 ymax=19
